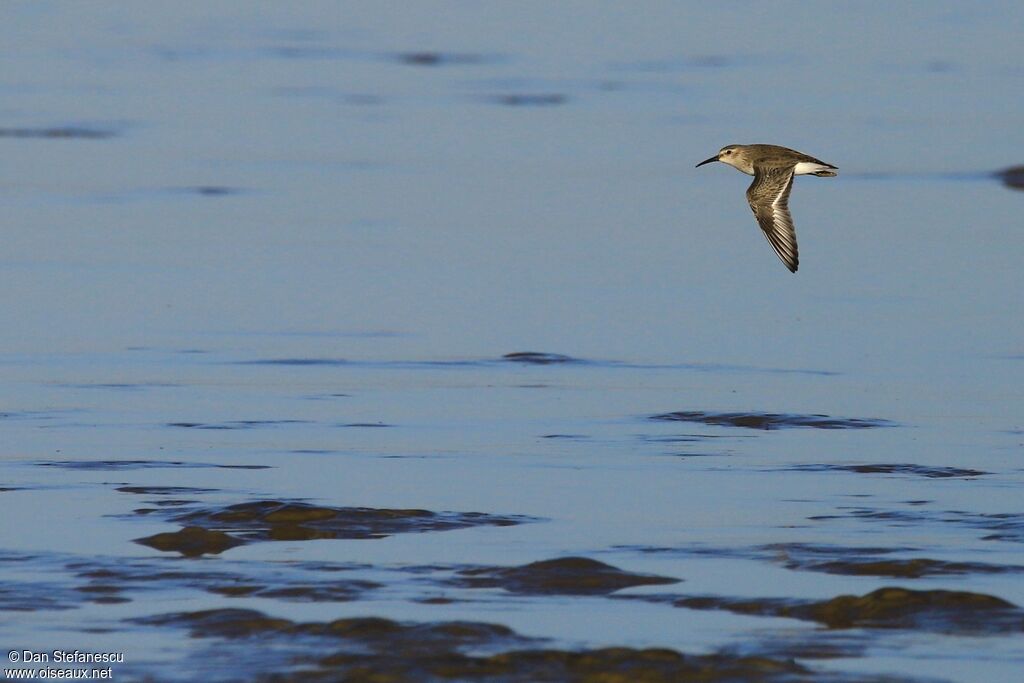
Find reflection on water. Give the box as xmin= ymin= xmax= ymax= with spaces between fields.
xmin=1 ymin=2 xmax=1023 ymax=682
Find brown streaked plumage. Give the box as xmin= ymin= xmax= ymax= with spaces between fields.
xmin=696 ymin=144 xmax=837 ymax=273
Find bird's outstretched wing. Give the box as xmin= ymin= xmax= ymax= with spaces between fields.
xmin=746 ymin=167 xmax=798 ymax=272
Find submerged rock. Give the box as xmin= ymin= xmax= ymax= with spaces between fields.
xmin=453 ymin=557 xmax=679 ymax=595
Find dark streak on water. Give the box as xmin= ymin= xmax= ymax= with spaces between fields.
xmin=0 ymin=126 xmax=118 ymax=139
xmin=651 ymin=411 xmax=894 ymax=430
xmin=623 ymin=542 xmax=1024 ymax=578
xmin=38 ymin=460 xmax=271 ymax=471
xmin=166 ymin=420 xmax=311 ymax=429
xmin=232 ymin=353 xmax=837 ymax=375
xmin=487 ymin=93 xmax=569 ymax=107
xmin=809 ymin=506 xmax=1024 ymax=543
xmin=789 ymin=463 xmax=987 ymax=478
xmin=116 ymin=486 xmax=218 ymax=496
xmin=502 ymin=351 xmax=583 ymax=365
xmin=393 ymin=51 xmax=496 ymax=67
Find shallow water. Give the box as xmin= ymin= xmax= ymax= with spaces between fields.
xmin=2 ymin=2 xmax=1023 ymax=682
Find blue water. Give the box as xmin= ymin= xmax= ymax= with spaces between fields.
xmin=2 ymin=2 xmax=1023 ymax=681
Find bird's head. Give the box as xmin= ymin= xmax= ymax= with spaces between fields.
xmin=696 ymin=145 xmax=743 ymax=169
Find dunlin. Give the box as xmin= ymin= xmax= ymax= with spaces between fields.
xmin=696 ymin=144 xmax=837 ymax=272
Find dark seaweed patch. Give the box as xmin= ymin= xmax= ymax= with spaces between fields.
xmin=789 ymin=557 xmax=1017 ymax=578
xmin=762 ymin=543 xmax=1022 ymax=578
xmin=136 ymin=609 xmax=526 ymax=651
xmin=623 ymin=542 xmax=1024 ymax=578
xmin=675 ymin=587 xmax=1023 ymax=633
xmin=791 ymin=463 xmax=986 ymax=478
xmin=130 ymin=609 xmax=891 ymax=682
xmin=651 ymin=411 xmax=894 ymax=430
xmin=141 ymin=500 xmax=534 ymax=546
xmin=135 ymin=526 xmax=247 ymax=557
xmin=452 ymin=557 xmax=679 ymax=595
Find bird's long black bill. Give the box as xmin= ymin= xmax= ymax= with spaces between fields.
xmin=695 ymin=155 xmax=719 ymax=168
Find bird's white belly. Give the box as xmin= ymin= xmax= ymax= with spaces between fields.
xmin=793 ymin=161 xmax=831 ymax=175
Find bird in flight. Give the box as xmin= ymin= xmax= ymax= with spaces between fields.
xmin=696 ymin=144 xmax=837 ymax=272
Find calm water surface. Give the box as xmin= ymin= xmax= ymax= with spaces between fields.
xmin=2 ymin=3 xmax=1023 ymax=682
